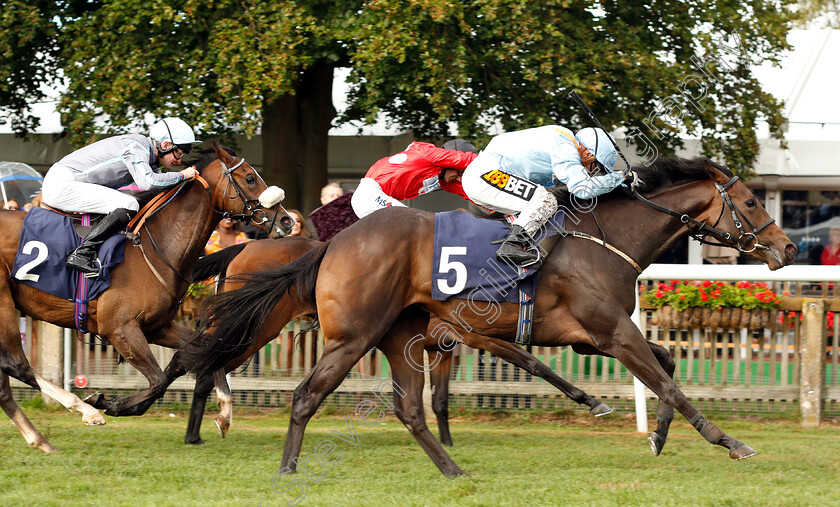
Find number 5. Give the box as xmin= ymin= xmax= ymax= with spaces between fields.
xmin=436 ymin=246 xmax=467 ymax=295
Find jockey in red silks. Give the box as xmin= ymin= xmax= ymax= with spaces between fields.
xmin=350 ymin=139 xmax=478 ymax=219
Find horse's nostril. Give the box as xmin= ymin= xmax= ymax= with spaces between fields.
xmin=785 ymin=243 xmax=798 ymax=256
xmin=281 ymin=216 xmax=293 ymax=227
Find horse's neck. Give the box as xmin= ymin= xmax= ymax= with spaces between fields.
xmin=142 ymin=185 xmax=218 ymax=275
xmin=575 ymin=181 xmax=716 ymax=270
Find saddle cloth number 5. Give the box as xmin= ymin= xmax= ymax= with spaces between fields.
xmin=15 ymin=240 xmax=49 ymax=283
xmin=437 ymin=246 xmax=467 ymax=295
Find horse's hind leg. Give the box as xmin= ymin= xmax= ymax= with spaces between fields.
xmin=280 ymin=333 xmax=381 ymax=473
xmin=34 ymin=375 xmax=105 ymax=426
xmin=429 ymin=348 xmax=454 ymax=447
xmin=213 ymin=368 xmax=233 ymax=438
xmin=0 ymin=372 xmax=56 ymax=453
xmin=378 ymin=312 xmax=466 ymax=477
xmin=471 ymin=336 xmax=612 ymax=416
xmin=185 ymin=373 xmax=215 ymax=445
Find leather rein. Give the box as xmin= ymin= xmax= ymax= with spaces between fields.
xmin=127 ymin=157 xmax=270 ymax=301
xmin=562 ymin=175 xmax=774 ymax=274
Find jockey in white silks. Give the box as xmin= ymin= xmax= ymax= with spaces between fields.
xmin=461 ymin=125 xmax=625 ymax=268
xmin=41 ymin=117 xmax=202 ymax=275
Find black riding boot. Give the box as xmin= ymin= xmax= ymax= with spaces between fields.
xmin=495 ymin=224 xmax=540 ymax=268
xmin=66 ymin=208 xmax=135 ymax=276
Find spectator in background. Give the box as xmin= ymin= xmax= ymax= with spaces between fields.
xmin=287 ymin=209 xmax=312 ymax=238
xmin=205 ymin=217 xmax=249 ymax=255
xmin=4 ymin=199 xmax=20 ymax=210
xmin=821 ymin=227 xmax=840 ymax=265
xmin=320 ymin=182 xmax=344 ymax=206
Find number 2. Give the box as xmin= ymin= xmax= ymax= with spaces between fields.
xmin=14 ymin=241 xmax=49 ymax=282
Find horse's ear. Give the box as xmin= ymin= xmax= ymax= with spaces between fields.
xmin=213 ymin=141 xmax=234 ymax=164
xmin=703 ymin=159 xmax=729 ymax=185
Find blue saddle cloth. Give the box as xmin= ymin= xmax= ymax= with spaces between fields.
xmin=431 ymin=211 xmax=563 ymax=303
xmin=11 ymin=207 xmax=127 ymax=301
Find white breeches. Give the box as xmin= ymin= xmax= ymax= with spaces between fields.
xmin=41 ymin=164 xmax=139 ymax=214
xmin=350 ymin=178 xmax=407 ymax=219
xmin=462 ymin=153 xmax=557 ymax=237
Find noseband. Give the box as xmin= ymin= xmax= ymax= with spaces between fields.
xmin=632 ymin=176 xmax=775 ymax=253
xmin=217 ymin=157 xmax=282 ymax=233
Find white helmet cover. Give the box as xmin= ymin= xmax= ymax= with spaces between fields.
xmin=575 ymin=127 xmax=618 ymax=172
xmin=149 ymin=117 xmax=201 ymax=146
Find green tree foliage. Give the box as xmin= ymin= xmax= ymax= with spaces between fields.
xmin=1 ymin=0 xmax=798 ymax=210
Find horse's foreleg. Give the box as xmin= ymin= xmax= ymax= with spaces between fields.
xmin=378 ymin=312 xmax=466 ymax=477
xmin=0 ymin=372 xmax=56 ymax=452
xmin=213 ymin=368 xmax=232 ymax=438
xmin=646 ymin=341 xmax=676 ymax=456
xmin=185 ymin=373 xmax=215 ymax=445
xmin=34 ymin=375 xmax=105 ymax=426
xmin=86 ymin=323 xmax=171 ymax=416
xmin=471 ymin=336 xmax=612 ymax=416
xmin=598 ymin=318 xmax=755 ymax=460
xmin=428 ymin=348 xmax=453 ymax=447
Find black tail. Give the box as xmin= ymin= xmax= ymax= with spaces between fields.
xmin=180 ymin=242 xmax=329 ymax=377
xmin=191 ymin=242 xmax=249 ymax=281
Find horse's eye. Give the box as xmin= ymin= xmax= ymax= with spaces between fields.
xmin=246 ymin=175 xmax=256 ymax=185
xmin=746 ymin=199 xmax=756 ymax=208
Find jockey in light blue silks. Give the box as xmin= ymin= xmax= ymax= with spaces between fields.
xmin=41 ymin=117 xmax=201 ymax=275
xmin=461 ymin=125 xmax=625 ymax=268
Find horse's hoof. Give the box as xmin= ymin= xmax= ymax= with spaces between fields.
xmin=215 ymin=418 xmax=229 ymax=438
xmin=729 ymin=443 xmax=756 ymax=460
xmin=590 ymin=402 xmax=613 ymax=417
xmin=648 ymin=432 xmax=665 ymax=456
xmin=185 ymin=438 xmax=205 ymax=446
xmin=82 ymin=412 xmax=106 ymax=426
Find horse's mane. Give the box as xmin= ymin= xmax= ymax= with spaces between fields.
xmin=128 ymin=145 xmax=237 ymax=207
xmin=550 ymin=156 xmax=732 ymax=207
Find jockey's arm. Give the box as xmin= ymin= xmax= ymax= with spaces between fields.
xmin=550 ymin=141 xmax=623 ymax=200
xmin=419 ymin=144 xmax=478 ymax=170
xmin=122 ymin=140 xmax=187 ymax=191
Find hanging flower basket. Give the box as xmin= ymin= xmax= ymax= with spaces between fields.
xmin=644 ymin=280 xmax=780 ymax=331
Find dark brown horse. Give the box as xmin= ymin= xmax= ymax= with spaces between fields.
xmin=183 ymin=239 xmax=611 ymax=445
xmin=183 ymin=158 xmax=796 ymax=476
xmin=0 ymin=144 xmax=293 ymax=452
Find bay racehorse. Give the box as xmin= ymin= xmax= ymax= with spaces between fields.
xmin=0 ymin=144 xmax=293 ymax=452
xmin=183 ymin=239 xmax=611 ymax=445
xmin=182 ymin=157 xmax=796 ymax=476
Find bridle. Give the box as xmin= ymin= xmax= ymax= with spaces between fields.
xmin=216 ymin=157 xmax=286 ymax=235
xmin=128 ymin=155 xmax=288 ymax=301
xmin=632 ymin=175 xmax=775 ymax=253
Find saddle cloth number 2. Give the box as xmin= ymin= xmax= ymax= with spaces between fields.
xmin=15 ymin=240 xmax=49 ymax=283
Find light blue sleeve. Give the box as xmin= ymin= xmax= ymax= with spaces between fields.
xmin=549 ymin=135 xmax=624 ymax=199
xmin=567 ymin=171 xmax=625 ymax=199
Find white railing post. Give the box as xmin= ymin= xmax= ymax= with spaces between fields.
xmin=631 ymin=296 xmax=649 ymax=433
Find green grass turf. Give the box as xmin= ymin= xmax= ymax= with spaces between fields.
xmin=1 ymin=406 xmax=838 ymax=507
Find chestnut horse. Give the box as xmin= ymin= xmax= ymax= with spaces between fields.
xmin=0 ymin=144 xmax=293 ymax=452
xmin=182 ymin=239 xmax=611 ymax=445
xmin=183 ymin=158 xmax=796 ymax=476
